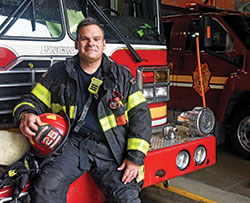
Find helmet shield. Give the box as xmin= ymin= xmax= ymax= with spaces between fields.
xmin=29 ymin=113 xmax=69 ymax=157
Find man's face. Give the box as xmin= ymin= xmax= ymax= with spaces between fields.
xmin=75 ymin=24 xmax=106 ymax=63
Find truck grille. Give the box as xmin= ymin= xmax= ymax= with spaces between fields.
xmin=0 ymin=58 xmax=64 ymax=128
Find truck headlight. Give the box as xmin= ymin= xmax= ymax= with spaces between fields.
xmin=176 ymin=150 xmax=190 ymax=170
xmin=143 ymin=87 xmax=153 ymax=99
xmin=194 ymin=145 xmax=207 ymax=165
xmin=137 ymin=66 xmax=170 ymax=103
xmin=156 ymin=86 xmax=168 ymax=97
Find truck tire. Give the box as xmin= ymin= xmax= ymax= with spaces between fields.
xmin=231 ymin=107 xmax=250 ymax=159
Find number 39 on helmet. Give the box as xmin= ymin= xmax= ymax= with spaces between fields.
xmin=28 ymin=113 xmax=70 ymax=157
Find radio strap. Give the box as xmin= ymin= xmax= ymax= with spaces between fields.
xmin=73 ymin=68 xmax=103 ymax=133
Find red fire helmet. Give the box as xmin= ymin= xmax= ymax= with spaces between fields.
xmin=28 ymin=113 xmax=70 ymax=157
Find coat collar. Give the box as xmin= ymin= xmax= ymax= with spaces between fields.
xmin=65 ymin=54 xmax=117 ymax=90
xmin=101 ymin=54 xmax=117 ymax=90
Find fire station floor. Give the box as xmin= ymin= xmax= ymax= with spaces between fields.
xmin=139 ymin=141 xmax=250 ymax=203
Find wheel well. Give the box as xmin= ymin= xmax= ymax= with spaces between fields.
xmin=224 ymin=91 xmax=250 ymax=125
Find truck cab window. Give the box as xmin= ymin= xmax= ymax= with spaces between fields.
xmin=65 ymin=0 xmax=85 ymax=38
xmin=185 ymin=19 xmax=200 ymax=52
xmin=222 ymin=15 xmax=250 ymax=50
xmin=163 ymin=22 xmax=173 ymax=48
xmin=0 ymin=0 xmax=63 ymax=39
xmin=83 ymin=0 xmax=163 ymax=45
xmin=212 ymin=20 xmax=234 ymax=52
xmin=185 ymin=18 xmax=234 ymax=53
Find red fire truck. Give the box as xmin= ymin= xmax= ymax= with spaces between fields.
xmin=162 ymin=2 xmax=250 ymax=159
xmin=0 ymin=0 xmax=216 ymax=202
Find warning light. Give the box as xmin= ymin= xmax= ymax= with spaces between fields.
xmin=0 ymin=47 xmax=17 ymax=69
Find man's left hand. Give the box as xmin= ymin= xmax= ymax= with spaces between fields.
xmin=117 ymin=159 xmax=141 ymax=184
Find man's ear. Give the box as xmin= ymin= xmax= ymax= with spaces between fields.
xmin=103 ymin=40 xmax=106 ymax=50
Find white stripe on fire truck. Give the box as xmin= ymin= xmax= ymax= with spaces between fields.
xmin=209 ymin=84 xmax=224 ymax=89
xmin=152 ymin=117 xmax=167 ymax=127
xmin=170 ymin=82 xmax=224 ymax=90
xmin=170 ymin=82 xmax=193 ymax=87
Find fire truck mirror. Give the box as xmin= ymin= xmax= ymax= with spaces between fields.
xmin=202 ymin=16 xmax=213 ymax=48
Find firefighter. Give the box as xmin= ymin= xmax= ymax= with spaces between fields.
xmin=13 ymin=17 xmax=152 ymax=203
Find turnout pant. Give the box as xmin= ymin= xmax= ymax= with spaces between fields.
xmin=30 ymin=135 xmax=142 ymax=203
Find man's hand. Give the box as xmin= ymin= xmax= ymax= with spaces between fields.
xmin=117 ymin=159 xmax=141 ymax=184
xmin=19 ymin=113 xmax=42 ymax=139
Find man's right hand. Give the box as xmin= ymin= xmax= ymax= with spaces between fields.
xmin=19 ymin=113 xmax=42 ymax=139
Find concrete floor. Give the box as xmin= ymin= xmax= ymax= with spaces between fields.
xmin=140 ymin=186 xmax=201 ymax=203
xmin=140 ymin=142 xmax=250 ymax=203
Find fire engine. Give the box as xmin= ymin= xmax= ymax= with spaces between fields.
xmin=0 ymin=0 xmax=216 ymax=202
xmin=162 ymin=2 xmax=250 ymax=159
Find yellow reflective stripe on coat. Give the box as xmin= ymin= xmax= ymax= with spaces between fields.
xmin=127 ymin=138 xmax=149 ymax=155
xmin=51 ymin=104 xmax=75 ymax=119
xmin=31 ymin=83 xmax=51 ymax=108
xmin=99 ymin=112 xmax=128 ymax=132
xmin=137 ymin=165 xmax=145 ymax=182
xmin=100 ymin=114 xmax=117 ymax=132
xmin=13 ymin=102 xmax=36 ymax=116
xmin=51 ymin=103 xmax=64 ymax=114
xmin=126 ymin=91 xmax=146 ymax=112
xmin=69 ymin=106 xmax=76 ymax=119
